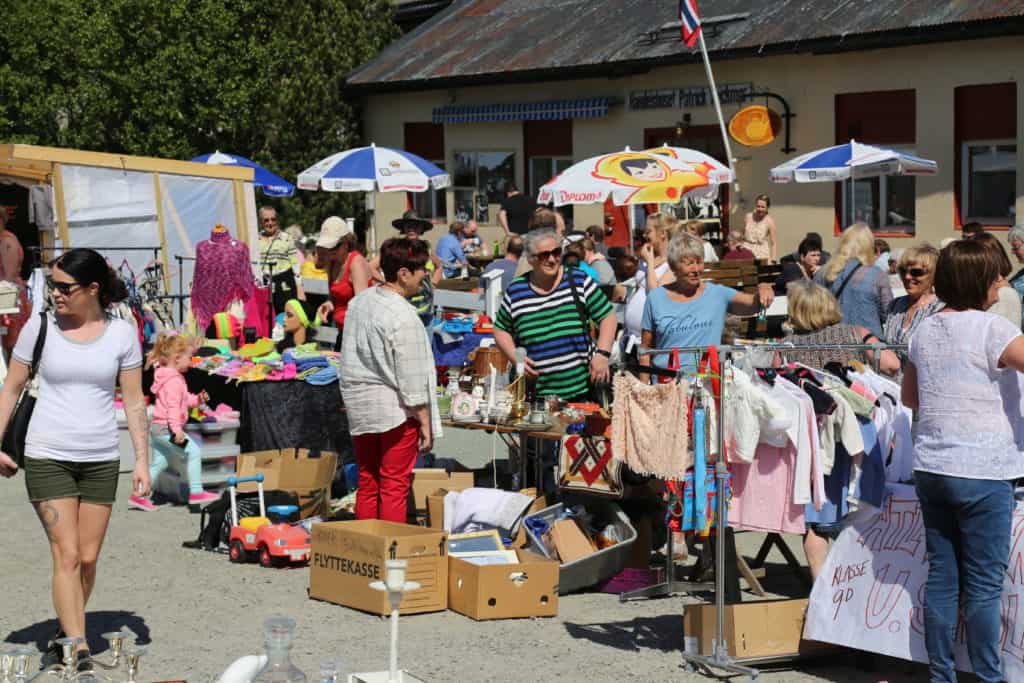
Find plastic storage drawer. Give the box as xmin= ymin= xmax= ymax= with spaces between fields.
xmin=524 ymin=501 xmax=637 ymax=595
xmin=184 ymin=420 xmax=240 ymax=447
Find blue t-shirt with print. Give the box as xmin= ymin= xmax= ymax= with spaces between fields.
xmin=641 ymin=283 xmax=738 ymax=370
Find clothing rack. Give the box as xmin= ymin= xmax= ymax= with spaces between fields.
xmin=30 ymin=245 xmax=162 ymax=269
xmin=635 ymin=341 xmax=907 ymax=679
xmin=619 ymin=350 xmax=719 ymax=602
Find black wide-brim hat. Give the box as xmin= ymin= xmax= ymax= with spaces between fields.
xmin=392 ymin=210 xmax=433 ymax=233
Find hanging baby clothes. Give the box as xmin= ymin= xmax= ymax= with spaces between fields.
xmin=850 ymin=368 xmax=914 ymax=483
xmin=723 ymin=367 xmax=790 ymax=463
xmin=192 ymin=229 xmax=254 ymax=331
xmin=728 ymin=374 xmax=822 ymax=535
xmin=611 ymin=371 xmax=690 ymax=479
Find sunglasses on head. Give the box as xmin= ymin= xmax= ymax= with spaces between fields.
xmin=46 ymin=277 xmax=82 ymax=295
xmin=899 ymin=267 xmax=929 ymax=278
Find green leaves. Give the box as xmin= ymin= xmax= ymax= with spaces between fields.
xmin=0 ymin=0 xmax=399 ymax=233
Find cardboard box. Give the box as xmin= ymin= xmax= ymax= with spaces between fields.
xmin=427 ymin=488 xmax=545 ymax=538
xmin=309 ymin=520 xmax=448 ymax=616
xmin=426 ymin=489 xmax=448 ymax=530
xmin=683 ymin=599 xmax=827 ymax=659
xmin=410 ymin=469 xmax=474 ymax=511
xmin=448 ymin=549 xmax=559 ymax=620
xmin=547 ymin=519 xmax=596 ymax=564
xmin=236 ymin=449 xmax=338 ymax=519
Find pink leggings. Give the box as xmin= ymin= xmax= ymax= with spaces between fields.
xmin=353 ymin=419 xmax=419 ymax=522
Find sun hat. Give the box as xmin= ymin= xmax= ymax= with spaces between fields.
xmin=391 ymin=210 xmax=433 ymax=233
xmin=316 ymin=216 xmax=354 ymax=249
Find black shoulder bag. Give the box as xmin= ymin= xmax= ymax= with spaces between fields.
xmin=3 ymin=311 xmax=48 ymax=469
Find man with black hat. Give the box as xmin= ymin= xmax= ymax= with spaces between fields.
xmin=370 ymin=210 xmax=443 ymax=325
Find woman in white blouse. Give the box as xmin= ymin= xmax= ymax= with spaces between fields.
xmin=339 ymin=238 xmax=440 ymax=523
xmin=902 ymin=239 xmax=1024 ymax=683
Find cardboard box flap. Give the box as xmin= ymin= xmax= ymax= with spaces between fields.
xmin=236 ymin=449 xmax=338 ymax=493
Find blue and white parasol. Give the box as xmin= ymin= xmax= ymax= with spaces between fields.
xmin=770 ymin=140 xmax=937 ymax=184
xmin=296 ymin=144 xmax=450 ymax=193
xmin=191 ymin=151 xmax=295 ymax=197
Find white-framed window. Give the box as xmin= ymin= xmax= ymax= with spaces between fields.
xmin=529 ymin=156 xmax=573 ymax=199
xmin=961 ymin=139 xmax=1017 ymax=225
xmin=841 ymin=147 xmax=917 ymax=234
xmin=411 ymin=160 xmax=447 ymax=222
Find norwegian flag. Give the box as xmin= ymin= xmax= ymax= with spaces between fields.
xmin=679 ymin=0 xmax=702 ymax=47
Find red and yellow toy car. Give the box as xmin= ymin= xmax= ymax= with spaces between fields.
xmin=226 ymin=474 xmax=311 ymax=568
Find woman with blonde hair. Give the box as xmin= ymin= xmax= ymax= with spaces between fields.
xmin=621 ymin=213 xmax=675 ymax=353
xmin=813 ymin=223 xmax=892 ymax=338
xmin=778 ymin=280 xmax=898 ymax=578
xmin=883 ymin=244 xmax=943 ymax=372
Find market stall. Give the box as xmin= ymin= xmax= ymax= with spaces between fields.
xmin=0 ymin=143 xmax=260 ymax=326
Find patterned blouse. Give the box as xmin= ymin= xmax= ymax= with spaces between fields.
xmin=780 ymin=323 xmax=868 ymax=369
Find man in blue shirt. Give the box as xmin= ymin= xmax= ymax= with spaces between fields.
xmin=479 ymin=235 xmax=523 ymax=293
xmin=436 ymin=220 xmax=480 ymax=278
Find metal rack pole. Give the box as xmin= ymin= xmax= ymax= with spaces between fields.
xmin=632 ymin=341 xmax=906 ymax=680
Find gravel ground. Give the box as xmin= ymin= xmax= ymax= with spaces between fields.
xmin=0 ymin=473 xmax=929 ymax=682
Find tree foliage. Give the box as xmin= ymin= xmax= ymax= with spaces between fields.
xmin=0 ymin=0 xmax=399 ymax=233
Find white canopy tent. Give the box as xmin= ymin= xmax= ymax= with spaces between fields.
xmin=0 ymin=144 xmax=259 ymax=323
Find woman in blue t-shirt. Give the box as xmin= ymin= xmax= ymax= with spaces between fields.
xmin=639 ymin=232 xmax=774 ymax=380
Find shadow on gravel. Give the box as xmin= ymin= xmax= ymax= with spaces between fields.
xmin=563 ymin=614 xmax=682 ymax=652
xmin=3 ymin=610 xmax=151 ymax=654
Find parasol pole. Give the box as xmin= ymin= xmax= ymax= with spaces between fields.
xmin=696 ymin=29 xmax=739 ymax=195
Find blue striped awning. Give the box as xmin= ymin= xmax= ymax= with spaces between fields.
xmin=432 ymin=97 xmax=615 ymax=124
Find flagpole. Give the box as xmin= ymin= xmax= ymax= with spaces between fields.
xmin=696 ymin=29 xmax=739 ymax=195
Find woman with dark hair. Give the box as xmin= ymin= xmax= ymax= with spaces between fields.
xmin=0 ymin=248 xmax=148 ymax=670
xmin=903 ymin=239 xmax=1024 ymax=682
xmin=776 ymin=236 xmax=822 ymax=289
xmin=314 ymin=216 xmax=370 ymax=349
xmin=339 ymin=238 xmax=440 ymax=522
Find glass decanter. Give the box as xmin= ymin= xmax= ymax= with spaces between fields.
xmin=253 ymin=616 xmax=307 ymax=682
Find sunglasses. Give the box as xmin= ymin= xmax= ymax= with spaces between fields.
xmin=46 ymin=278 xmax=82 ymax=295
xmin=534 ymin=246 xmax=563 ymax=262
xmin=899 ymin=267 xmax=929 ymax=278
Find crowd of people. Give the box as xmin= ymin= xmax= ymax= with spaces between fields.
xmin=5 ymin=189 xmax=1024 ymax=681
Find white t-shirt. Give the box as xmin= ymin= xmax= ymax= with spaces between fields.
xmin=623 ymin=261 xmax=671 ymax=347
xmin=13 ymin=313 xmax=143 ymax=462
xmin=909 ymin=310 xmax=1024 ymax=480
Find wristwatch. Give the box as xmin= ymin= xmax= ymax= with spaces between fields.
xmin=595 ymin=348 xmax=612 ymax=358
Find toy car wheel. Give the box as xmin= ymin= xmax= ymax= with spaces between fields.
xmin=258 ymin=545 xmax=276 ymax=568
xmin=229 ymin=540 xmax=246 ymax=563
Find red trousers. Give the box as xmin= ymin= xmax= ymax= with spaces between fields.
xmin=353 ymin=419 xmax=419 ymax=522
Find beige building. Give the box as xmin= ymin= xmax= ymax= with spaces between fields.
xmin=349 ymin=1 xmax=1024 ymax=256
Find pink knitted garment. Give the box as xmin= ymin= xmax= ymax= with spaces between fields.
xmin=611 ymin=372 xmax=691 ymax=479
xmin=191 ymin=231 xmax=254 ymax=330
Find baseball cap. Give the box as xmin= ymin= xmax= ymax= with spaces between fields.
xmin=316 ymin=216 xmax=353 ymax=249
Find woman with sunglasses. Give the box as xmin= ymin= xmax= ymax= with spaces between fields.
xmin=883 ymin=244 xmax=943 ymax=374
xmin=0 ymin=249 xmax=147 ymax=670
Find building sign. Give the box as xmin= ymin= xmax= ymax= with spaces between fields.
xmin=629 ymin=83 xmax=755 ymax=111
xmin=629 ymin=89 xmax=677 ymax=110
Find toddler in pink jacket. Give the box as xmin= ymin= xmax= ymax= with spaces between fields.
xmin=129 ymin=333 xmax=217 ymax=510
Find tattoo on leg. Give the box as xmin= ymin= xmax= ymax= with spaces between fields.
xmin=37 ymin=501 xmax=59 ymax=541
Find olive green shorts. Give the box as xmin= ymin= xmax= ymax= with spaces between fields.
xmin=24 ymin=458 xmax=120 ymax=505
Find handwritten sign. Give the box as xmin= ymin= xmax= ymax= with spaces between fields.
xmin=805 ymin=484 xmax=1024 ymax=680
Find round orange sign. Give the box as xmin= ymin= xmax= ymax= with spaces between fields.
xmin=728 ymin=105 xmax=782 ymax=147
